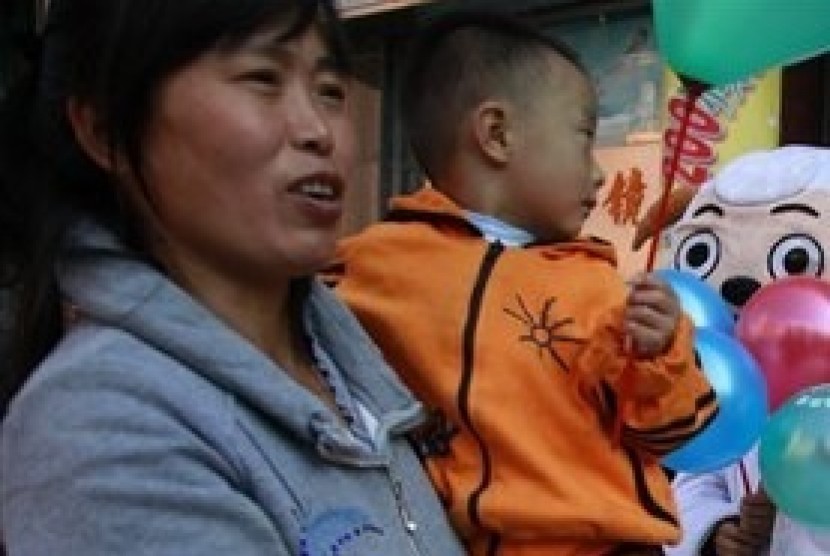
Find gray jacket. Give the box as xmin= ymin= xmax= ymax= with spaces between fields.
xmin=1 ymin=224 xmax=464 ymax=556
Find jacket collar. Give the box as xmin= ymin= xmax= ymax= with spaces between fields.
xmin=58 ymin=222 xmax=423 ymax=462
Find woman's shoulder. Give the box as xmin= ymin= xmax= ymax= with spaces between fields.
xmin=42 ymin=319 xmax=215 ymax=386
xmin=3 ymin=320 xmax=234 ymax=444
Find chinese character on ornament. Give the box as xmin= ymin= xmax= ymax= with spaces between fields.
xmin=603 ymin=168 xmax=647 ymax=225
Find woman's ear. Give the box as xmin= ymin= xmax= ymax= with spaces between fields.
xmin=471 ymin=100 xmax=513 ymax=166
xmin=66 ymin=98 xmax=115 ymax=172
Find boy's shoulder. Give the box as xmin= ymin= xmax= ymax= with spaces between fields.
xmin=337 ymin=188 xmax=479 ymax=252
xmin=527 ymin=236 xmax=619 ymax=267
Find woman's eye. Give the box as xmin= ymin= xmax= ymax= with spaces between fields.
xmin=318 ymin=81 xmax=347 ymax=103
xmin=241 ymin=70 xmax=281 ymax=86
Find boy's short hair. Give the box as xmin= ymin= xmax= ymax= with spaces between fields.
xmin=401 ymin=10 xmax=585 ymax=180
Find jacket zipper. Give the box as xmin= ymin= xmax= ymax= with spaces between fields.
xmin=458 ymin=242 xmax=504 ymax=545
xmin=387 ymin=468 xmax=426 ymax=556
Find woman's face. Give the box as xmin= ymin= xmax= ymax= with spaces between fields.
xmin=139 ymin=23 xmax=355 ymax=284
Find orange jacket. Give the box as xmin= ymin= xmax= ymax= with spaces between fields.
xmin=330 ymin=188 xmax=717 ymax=556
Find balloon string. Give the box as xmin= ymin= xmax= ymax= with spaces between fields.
xmin=613 ymin=80 xmax=706 ymax=446
xmin=739 ymin=460 xmax=753 ymax=496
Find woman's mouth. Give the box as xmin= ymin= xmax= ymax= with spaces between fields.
xmin=297 ymin=180 xmax=340 ymax=202
xmin=289 ymin=175 xmax=345 ymax=224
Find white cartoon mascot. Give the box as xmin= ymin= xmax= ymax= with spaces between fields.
xmin=670 ymin=146 xmax=830 ymax=312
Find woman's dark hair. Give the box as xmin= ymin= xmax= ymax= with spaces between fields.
xmin=0 ymin=0 xmax=351 ymax=414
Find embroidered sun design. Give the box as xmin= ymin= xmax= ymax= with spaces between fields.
xmin=504 ymin=294 xmax=585 ymax=372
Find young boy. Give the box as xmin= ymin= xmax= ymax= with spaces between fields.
xmin=330 ymin=12 xmax=716 ymax=556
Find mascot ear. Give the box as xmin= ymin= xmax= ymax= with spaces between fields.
xmin=632 ymin=183 xmax=699 ymax=250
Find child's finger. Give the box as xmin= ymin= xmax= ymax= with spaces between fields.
xmin=624 ymin=320 xmax=670 ymax=356
xmin=625 ymin=303 xmax=676 ymax=332
xmin=626 ymin=271 xmax=649 ymax=287
xmin=628 ymin=287 xmax=678 ymax=315
xmin=628 ymin=272 xmax=671 ymax=291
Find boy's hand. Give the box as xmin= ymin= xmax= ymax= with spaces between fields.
xmin=624 ymin=272 xmax=681 ymax=357
xmin=712 ymin=489 xmax=776 ymax=556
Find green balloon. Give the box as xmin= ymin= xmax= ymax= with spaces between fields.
xmin=653 ymin=0 xmax=830 ymax=86
xmin=759 ymin=385 xmax=830 ymax=530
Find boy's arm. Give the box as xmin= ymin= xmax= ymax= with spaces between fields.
xmin=575 ymin=309 xmax=717 ymax=456
xmin=620 ymin=315 xmax=718 ymax=456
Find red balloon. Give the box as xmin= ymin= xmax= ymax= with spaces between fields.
xmin=737 ymin=277 xmax=830 ymax=410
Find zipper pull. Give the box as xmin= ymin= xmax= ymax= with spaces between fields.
xmin=393 ymin=481 xmax=419 ymax=534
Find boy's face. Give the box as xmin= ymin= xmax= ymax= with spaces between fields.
xmin=497 ymin=56 xmax=604 ymax=242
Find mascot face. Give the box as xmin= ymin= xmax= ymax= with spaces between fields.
xmin=669 ymin=146 xmax=830 ymax=311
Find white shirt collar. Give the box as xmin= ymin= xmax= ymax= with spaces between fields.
xmin=465 ymin=211 xmax=535 ymax=247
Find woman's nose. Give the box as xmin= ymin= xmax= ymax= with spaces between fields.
xmin=288 ymin=90 xmax=334 ymax=156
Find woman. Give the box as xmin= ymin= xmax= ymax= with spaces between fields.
xmin=0 ymin=1 xmax=464 ymax=554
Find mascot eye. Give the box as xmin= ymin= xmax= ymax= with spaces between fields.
xmin=674 ymin=230 xmax=720 ymax=279
xmin=768 ymin=234 xmax=824 ymax=279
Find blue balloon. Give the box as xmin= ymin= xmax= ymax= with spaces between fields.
xmin=760 ymin=384 xmax=830 ymax=529
xmin=655 ymin=268 xmax=735 ymax=335
xmin=663 ymin=328 xmax=768 ymax=473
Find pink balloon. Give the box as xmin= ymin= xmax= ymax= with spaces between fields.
xmin=737 ymin=277 xmax=830 ymax=410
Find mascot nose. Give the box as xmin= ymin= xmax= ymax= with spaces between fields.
xmin=720 ymin=276 xmax=762 ymax=308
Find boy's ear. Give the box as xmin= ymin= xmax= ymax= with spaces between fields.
xmin=471 ymin=100 xmax=513 ymax=166
xmin=66 ymin=97 xmax=116 ymax=172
